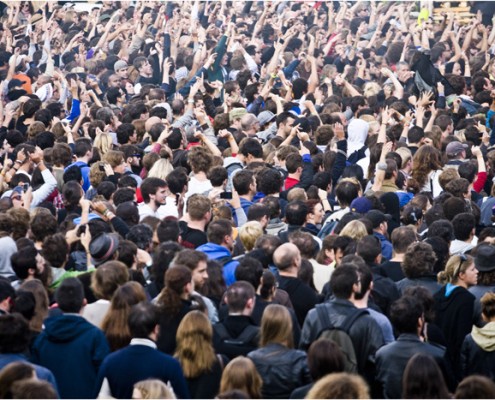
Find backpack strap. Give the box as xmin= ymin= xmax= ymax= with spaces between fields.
xmin=217 ymin=256 xmax=233 ymax=267
xmin=316 ymin=304 xmax=333 ymax=331
xmin=214 ymin=323 xmax=231 ymax=340
xmin=235 ymin=325 xmax=259 ymax=343
xmin=340 ymin=308 xmax=369 ymax=333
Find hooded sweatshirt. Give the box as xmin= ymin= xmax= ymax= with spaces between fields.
xmin=0 ymin=236 xmax=16 ymax=279
xmin=196 ymin=242 xmax=239 ymax=286
xmin=472 ymin=322 xmax=495 ymax=351
xmin=31 ymin=314 xmax=110 ymax=399
xmin=346 ymin=118 xmax=369 ymax=157
xmin=461 ymin=322 xmax=495 ymax=380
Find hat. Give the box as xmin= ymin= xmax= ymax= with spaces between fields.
xmin=229 ymin=107 xmax=247 ymax=123
xmin=99 ymin=14 xmax=112 ymax=23
xmin=446 ymin=141 xmax=468 ymax=157
xmin=8 ymin=79 xmax=26 ymax=91
xmin=366 ymin=209 xmax=392 ymax=229
xmin=350 ymin=197 xmax=373 ymax=214
xmin=114 ymin=60 xmax=128 ymax=72
xmin=30 ymin=13 xmax=43 ymax=25
xmin=89 ymin=233 xmax=119 ymax=266
xmin=257 ymin=110 xmax=275 ymax=126
xmin=475 ymin=243 xmax=495 ymax=272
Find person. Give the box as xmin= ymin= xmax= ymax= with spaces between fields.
xmin=82 ymin=260 xmax=129 ymax=328
xmin=155 ymin=266 xmax=202 ymax=355
xmin=273 ymin=243 xmax=320 ymax=326
xmin=300 ymin=263 xmax=384 ymax=382
xmin=377 ymin=226 xmax=417 ymax=282
xmin=197 ymin=219 xmax=239 ymax=286
xmin=31 ymin=278 xmax=109 ymax=399
xmin=375 ymin=295 xmax=448 ymax=399
xmin=95 ymin=302 xmax=189 ymax=399
xmin=0 ymin=313 xmax=58 ymax=394
xmin=366 ymin=210 xmax=393 ymax=261
xmin=174 ymin=311 xmax=225 ymax=399
xmin=132 ymin=379 xmax=177 ymax=400
xmin=212 ymin=281 xmax=259 ymax=360
xmin=461 ymin=292 xmax=495 ymax=380
xmin=401 ymin=353 xmax=451 ymax=399
xmin=469 ymin=243 xmax=495 ymax=323
xmin=10 ymin=378 xmax=58 ymax=399
xmin=305 ymin=372 xmax=370 ymax=399
xmin=434 ymin=254 xmax=477 ymax=380
xmin=248 ymin=305 xmax=311 ymax=398
xmin=138 ymin=177 xmax=170 ymax=221
xmin=454 ymin=375 xmax=495 ymax=399
xmin=101 ymin=281 xmax=147 ymax=352
xmin=0 ymin=362 xmax=36 ymax=399
xmin=289 ymin=338 xmax=345 ymax=399
xmin=218 ymin=356 xmax=262 ymax=399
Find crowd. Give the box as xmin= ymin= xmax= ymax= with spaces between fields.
xmin=3 ymin=0 xmax=495 ymax=398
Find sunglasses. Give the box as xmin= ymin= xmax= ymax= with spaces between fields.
xmin=454 ymin=254 xmax=468 ymax=277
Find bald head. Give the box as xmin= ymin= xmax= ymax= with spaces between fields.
xmin=144 ymin=116 xmax=162 ymax=133
xmin=273 ymin=243 xmax=301 ymax=271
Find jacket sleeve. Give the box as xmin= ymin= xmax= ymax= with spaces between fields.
xmin=92 ymin=330 xmax=111 ymax=371
xmin=299 ymin=308 xmax=318 ymax=350
xmin=209 ymin=35 xmax=228 ymax=78
xmin=332 ymin=140 xmax=348 ymax=186
xmin=30 ymin=168 xmax=57 ymax=208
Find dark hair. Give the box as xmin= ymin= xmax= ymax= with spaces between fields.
xmin=156 ymin=217 xmax=180 ymax=243
xmin=30 ymin=211 xmax=57 ymax=243
xmin=427 ymin=219 xmax=454 ymax=243
xmin=239 ymin=138 xmax=263 ymax=159
xmin=151 ymin=242 xmax=182 ymax=293
xmin=402 ymin=242 xmax=437 ymax=279
xmin=207 ymin=219 xmax=232 ymax=245
xmin=12 ymin=291 xmax=36 ymax=322
xmin=356 ymin=235 xmax=381 ymax=264
xmin=126 ymin=224 xmax=153 ymax=250
xmin=402 ymin=353 xmax=450 ymax=399
xmin=330 ymin=263 xmax=360 ymax=299
xmin=285 ymin=201 xmax=308 ymax=226
xmin=257 ymin=168 xmax=283 ymax=195
xmin=307 ymin=338 xmax=345 ymax=380
xmin=335 ymin=180 xmax=360 ymax=207
xmin=452 ymin=212 xmax=475 ymax=241
xmin=233 ymin=170 xmax=254 ymax=196
xmin=140 ymin=177 xmax=167 ymax=203
xmin=247 ymin=204 xmax=270 ymax=222
xmin=63 ymin=165 xmax=83 ymax=184
xmin=390 ymin=295 xmax=424 ymax=334
xmin=55 ymin=277 xmax=85 ymax=313
xmin=235 ymin=257 xmax=263 ymax=289
xmin=0 ymin=313 xmax=31 ymax=353
xmin=454 ymin=375 xmax=495 ymax=399
xmin=11 ymin=246 xmax=38 ymax=280
xmin=42 ymin=234 xmax=69 ymax=269
xmin=128 ymin=302 xmax=159 ymax=338
xmin=225 ymin=281 xmax=255 ymax=313
xmin=158 ymin=266 xmax=192 ymax=317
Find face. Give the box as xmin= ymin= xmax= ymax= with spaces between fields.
xmin=108 ymin=76 xmax=122 ymax=88
xmin=312 ymin=203 xmax=325 ymax=224
xmin=116 ymin=68 xmax=128 ymax=79
xmin=460 ymin=263 xmax=478 ymax=287
xmin=152 ymin=186 xmax=169 ymax=206
xmin=140 ymin=61 xmax=152 ymax=75
xmin=452 ymin=62 xmax=462 ymax=76
xmin=192 ymin=260 xmax=208 ymax=289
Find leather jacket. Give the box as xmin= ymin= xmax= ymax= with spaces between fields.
xmin=248 ymin=343 xmax=311 ymax=399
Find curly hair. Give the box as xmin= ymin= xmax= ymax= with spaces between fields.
xmin=411 ymin=145 xmax=443 ymax=189
xmin=402 ymin=242 xmax=437 ymax=279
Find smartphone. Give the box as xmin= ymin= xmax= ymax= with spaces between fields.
xmin=22 ymin=183 xmax=29 ymax=192
xmin=99 ymin=165 xmax=105 ymax=172
xmin=220 ymin=192 xmax=233 ymax=200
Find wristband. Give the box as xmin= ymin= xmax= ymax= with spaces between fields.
xmin=15 ymin=160 xmax=22 ymax=164
xmin=187 ymin=99 xmax=195 ymax=104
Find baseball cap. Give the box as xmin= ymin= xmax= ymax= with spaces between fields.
xmin=257 ymin=111 xmax=275 ymax=126
xmin=366 ymin=209 xmax=392 ymax=229
xmin=446 ymin=141 xmax=468 ymax=157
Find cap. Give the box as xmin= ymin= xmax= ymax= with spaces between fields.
xmin=114 ymin=60 xmax=128 ymax=72
xmin=446 ymin=141 xmax=468 ymax=157
xmin=89 ymin=233 xmax=119 ymax=266
xmin=8 ymin=79 xmax=26 ymax=91
xmin=475 ymin=243 xmax=495 ymax=272
xmin=366 ymin=209 xmax=392 ymax=229
xmin=350 ymin=197 xmax=373 ymax=214
xmin=229 ymin=107 xmax=247 ymax=123
xmin=257 ymin=110 xmax=275 ymax=126
xmin=99 ymin=14 xmax=112 ymax=22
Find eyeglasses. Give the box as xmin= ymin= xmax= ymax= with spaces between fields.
xmin=454 ymin=254 xmax=468 ymax=277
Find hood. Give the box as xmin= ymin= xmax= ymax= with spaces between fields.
xmin=0 ymin=236 xmax=16 ymax=277
xmin=43 ymin=315 xmax=94 ymax=343
xmin=347 ymin=119 xmax=369 ymax=156
xmin=472 ymin=322 xmax=495 ymax=351
xmin=197 ymin=243 xmax=232 ymax=259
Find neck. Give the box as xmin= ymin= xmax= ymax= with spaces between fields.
xmin=352 ymin=297 xmax=368 ymax=308
xmin=288 ymin=173 xmax=301 ymax=180
xmin=279 ymin=268 xmax=297 ymax=278
xmin=194 ymin=171 xmax=207 ymax=180
xmin=188 ymin=219 xmax=206 ymax=231
xmin=390 ymin=253 xmax=404 ymax=262
xmin=240 ymin=194 xmax=253 ymax=202
xmin=147 ymin=200 xmax=159 ymax=212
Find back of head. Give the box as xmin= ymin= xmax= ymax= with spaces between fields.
xmin=225 ymin=281 xmax=255 ymax=313
xmin=219 ymin=356 xmax=262 ymax=399
xmin=55 ymin=277 xmax=84 ymax=313
xmin=306 ymin=372 xmax=370 ymax=399
xmin=133 ymin=379 xmax=176 ymax=400
xmin=390 ymin=295 xmax=423 ymax=335
xmin=285 ymin=200 xmax=308 ymax=226
xmin=481 ymin=292 xmax=495 ymax=320
xmin=90 ymin=261 xmax=129 ymax=300
xmin=234 ymin=257 xmax=263 ymax=289
xmin=0 ymin=362 xmax=35 ymax=398
xmin=273 ymin=242 xmax=300 ymax=271
xmin=402 ymin=353 xmax=450 ymax=399
xmin=260 ymin=304 xmax=293 ymax=348
xmin=391 ymin=226 xmax=417 ymax=254
xmin=330 ymin=263 xmax=360 ymax=300
xmin=128 ymin=302 xmax=158 ymax=339
xmin=307 ymin=338 xmax=345 ymax=380
xmin=11 ymin=378 xmax=57 ymax=399
xmin=207 ymin=219 xmax=232 ymax=245
xmin=455 ymin=375 xmax=495 ymax=399
xmin=356 ymin=235 xmax=381 ymax=265
xmin=402 ymin=242 xmax=437 ymax=279
xmin=0 ymin=313 xmax=30 ymax=354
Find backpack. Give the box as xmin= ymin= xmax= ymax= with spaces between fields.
xmin=214 ymin=323 xmax=259 ymax=347
xmin=315 ymin=304 xmax=368 ymax=373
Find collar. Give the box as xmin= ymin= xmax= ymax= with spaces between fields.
xmin=130 ymin=338 xmax=157 ymax=349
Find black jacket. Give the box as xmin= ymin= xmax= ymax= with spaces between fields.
xmin=376 ymin=333 xmax=448 ymax=399
xmin=248 ymin=343 xmax=311 ymax=399
xmin=461 ymin=322 xmax=495 ymax=380
xmin=434 ymin=285 xmax=475 ymax=381
xmin=212 ymin=315 xmax=259 ymax=361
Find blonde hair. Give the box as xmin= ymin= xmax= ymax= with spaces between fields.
xmin=306 ymin=372 xmax=370 ymax=399
xmin=395 ymin=147 xmax=412 ymax=168
xmin=260 ymin=304 xmax=293 ymax=348
xmin=89 ymin=161 xmax=106 ymax=188
xmin=339 ymin=220 xmax=368 ymax=241
xmin=287 ymin=188 xmax=307 ymax=202
xmin=219 ymin=357 xmax=262 ymax=399
xmin=94 ymin=132 xmax=113 ymax=156
xmin=174 ymin=311 xmax=216 ymax=378
xmin=148 ymin=158 xmax=173 ymax=180
xmin=363 ymin=82 xmax=381 ymax=98
xmin=133 ymin=379 xmax=176 ymax=399
xmin=438 ymin=254 xmax=474 ymax=285
xmin=239 ymin=221 xmax=264 ymax=252
xmin=103 ymin=150 xmax=124 ymax=169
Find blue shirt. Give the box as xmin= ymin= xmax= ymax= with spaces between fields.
xmin=374 ymin=232 xmax=393 ymax=261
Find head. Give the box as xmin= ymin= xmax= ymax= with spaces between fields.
xmin=330 ymin=263 xmax=361 ymax=300
xmin=55 ymin=277 xmax=85 ymax=313
xmin=402 ymin=242 xmax=437 ymax=279
xmin=207 ymin=219 xmax=234 ymax=251
xmin=128 ymin=302 xmax=159 ymax=339
xmin=402 ymin=353 xmax=450 ymax=399
xmin=219 ymin=357 xmax=262 ymax=399
xmin=306 ymin=372 xmax=369 ymax=399
xmin=438 ymin=254 xmax=477 ymax=287
xmin=90 ymin=261 xmax=129 ymax=300
xmin=260 ymin=304 xmax=293 ymax=348
xmin=224 ymin=281 xmax=256 ymax=315
xmin=273 ymin=243 xmax=302 ymax=273
xmin=173 ymin=250 xmax=208 ymax=290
